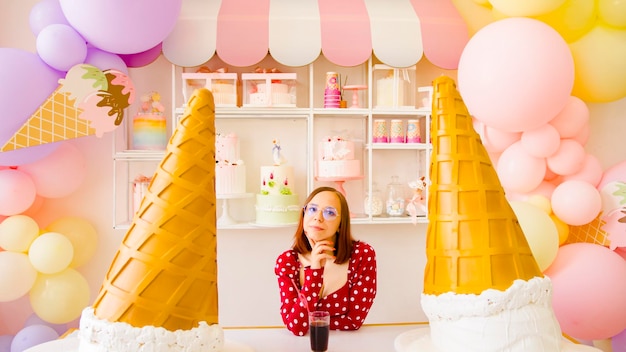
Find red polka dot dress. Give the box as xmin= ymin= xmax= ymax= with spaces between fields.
xmin=274 ymin=241 xmax=377 ymax=336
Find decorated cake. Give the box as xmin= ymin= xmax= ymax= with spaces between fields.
xmin=255 ymin=139 xmax=300 ymax=225
xmin=77 ymin=89 xmax=225 ymax=351
xmin=316 ymin=136 xmax=361 ymax=178
xmin=394 ymin=76 xmax=600 ymax=352
xmin=216 ymin=133 xmax=246 ymax=195
xmin=133 ymin=91 xmax=167 ymax=150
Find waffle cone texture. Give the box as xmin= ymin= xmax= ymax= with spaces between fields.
xmin=423 ymin=76 xmax=542 ymax=295
xmin=93 ymin=88 xmax=218 ymax=331
xmin=1 ymin=87 xmax=94 ymax=152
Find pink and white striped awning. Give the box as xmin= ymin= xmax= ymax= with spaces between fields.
xmin=162 ymin=0 xmax=469 ymax=69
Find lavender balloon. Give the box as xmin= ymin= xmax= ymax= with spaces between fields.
xmin=59 ymin=0 xmax=182 ymax=54
xmin=10 ymin=325 xmax=58 ymax=352
xmin=0 ymin=335 xmax=13 ymax=352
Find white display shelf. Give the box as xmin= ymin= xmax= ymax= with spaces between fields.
xmin=113 ymin=56 xmax=432 ymax=229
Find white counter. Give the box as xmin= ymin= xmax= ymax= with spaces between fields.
xmin=26 ymin=323 xmax=587 ymax=352
xmin=224 ymin=323 xmax=425 ymax=352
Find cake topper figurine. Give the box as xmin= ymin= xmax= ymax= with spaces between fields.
xmin=272 ymin=138 xmax=286 ymax=165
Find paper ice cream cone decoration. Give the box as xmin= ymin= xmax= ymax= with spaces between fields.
xmin=423 ymin=76 xmax=542 ymax=295
xmin=1 ymin=64 xmax=134 ymax=152
xmin=93 ymin=88 xmax=218 ymax=331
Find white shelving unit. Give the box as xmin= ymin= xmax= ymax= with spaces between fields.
xmin=113 ymin=56 xmax=431 ymax=230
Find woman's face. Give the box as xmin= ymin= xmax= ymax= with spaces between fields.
xmin=303 ymin=191 xmax=341 ymax=244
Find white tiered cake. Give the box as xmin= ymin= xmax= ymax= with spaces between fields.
xmin=216 ymin=133 xmax=246 ymax=195
xmin=255 ymin=139 xmax=300 ymax=226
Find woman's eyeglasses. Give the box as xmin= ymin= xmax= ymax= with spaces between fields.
xmin=303 ymin=204 xmax=339 ymax=221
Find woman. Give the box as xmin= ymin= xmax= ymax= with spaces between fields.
xmin=274 ymin=186 xmax=377 ymax=336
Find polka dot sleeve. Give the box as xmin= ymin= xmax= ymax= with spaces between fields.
xmin=274 ymin=250 xmax=321 ymax=336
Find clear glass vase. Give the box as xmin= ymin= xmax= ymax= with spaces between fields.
xmin=385 ymin=176 xmax=406 ymax=217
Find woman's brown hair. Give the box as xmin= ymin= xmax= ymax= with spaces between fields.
xmin=291 ymin=186 xmax=355 ymax=264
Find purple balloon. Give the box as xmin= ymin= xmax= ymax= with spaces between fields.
xmin=119 ymin=42 xmax=162 ymax=68
xmin=36 ymin=23 xmax=87 ymax=72
xmin=613 ymin=327 xmax=626 ymax=352
xmin=10 ymin=325 xmax=58 ymax=352
xmin=84 ymin=47 xmax=128 ymax=73
xmin=23 ymin=314 xmax=68 ymax=336
xmin=0 ymin=48 xmax=62 ymax=166
xmin=59 ymin=0 xmax=182 ymax=54
xmin=29 ymin=0 xmax=70 ymax=36
xmin=0 ymin=335 xmax=13 ymax=352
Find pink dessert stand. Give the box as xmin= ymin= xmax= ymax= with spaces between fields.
xmin=342 ymin=85 xmax=367 ymax=108
xmin=315 ymin=176 xmax=364 ymax=217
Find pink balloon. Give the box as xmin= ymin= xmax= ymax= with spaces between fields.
xmin=17 ymin=143 xmax=86 ymax=199
xmin=549 ymin=96 xmax=590 ymax=139
xmin=458 ymin=18 xmax=574 ymax=132
xmin=551 ymin=180 xmax=601 ymax=225
xmin=119 ymin=43 xmax=162 ymax=68
xmin=36 ymin=24 xmax=87 ymax=72
xmin=474 ymin=119 xmax=521 ymax=153
xmin=0 ymin=169 xmax=36 ymax=216
xmin=546 ymin=139 xmax=586 ymax=176
xmin=59 ymin=0 xmax=182 ymax=54
xmin=29 ymin=0 xmax=70 ymax=36
xmin=0 ymin=49 xmax=62 ymax=166
xmin=562 ymin=153 xmax=603 ymax=187
xmin=571 ymin=123 xmax=590 ymax=146
xmin=599 ymin=159 xmax=626 ymax=190
xmin=84 ymin=47 xmax=127 ymax=73
xmin=521 ymin=124 xmax=561 ymax=158
xmin=21 ymin=196 xmax=45 ymax=218
xmin=545 ymin=243 xmax=626 ymax=340
xmin=524 ymin=180 xmax=557 ymax=201
xmin=497 ymin=141 xmax=546 ymax=193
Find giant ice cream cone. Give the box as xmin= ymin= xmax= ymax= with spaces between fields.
xmin=1 ymin=87 xmax=93 ymax=151
xmin=423 ymin=76 xmax=542 ymax=295
xmin=93 ymin=88 xmax=218 ymax=331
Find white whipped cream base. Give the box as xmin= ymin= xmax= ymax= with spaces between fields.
xmin=421 ymin=277 xmax=563 ymax=352
xmin=77 ymin=307 xmax=224 ymax=352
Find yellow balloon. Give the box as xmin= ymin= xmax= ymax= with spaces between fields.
xmin=46 ymin=216 xmax=98 ymax=268
xmin=29 ymin=268 xmax=90 ymax=324
xmin=570 ymin=25 xmax=626 ymax=102
xmin=28 ymin=232 xmax=74 ymax=274
xmin=534 ymin=0 xmax=596 ymax=43
xmin=510 ymin=201 xmax=560 ymax=271
xmin=0 ymin=215 xmax=39 ymax=252
xmin=551 ymin=214 xmax=570 ymax=245
xmin=526 ymin=194 xmax=552 ymax=214
xmin=0 ymin=251 xmax=37 ymax=302
xmin=452 ymin=0 xmax=498 ymax=36
xmin=598 ymin=0 xmax=626 ymax=28
xmin=490 ymin=0 xmax=566 ymax=17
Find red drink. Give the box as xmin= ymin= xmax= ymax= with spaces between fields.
xmin=310 ymin=321 xmax=329 ymax=352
